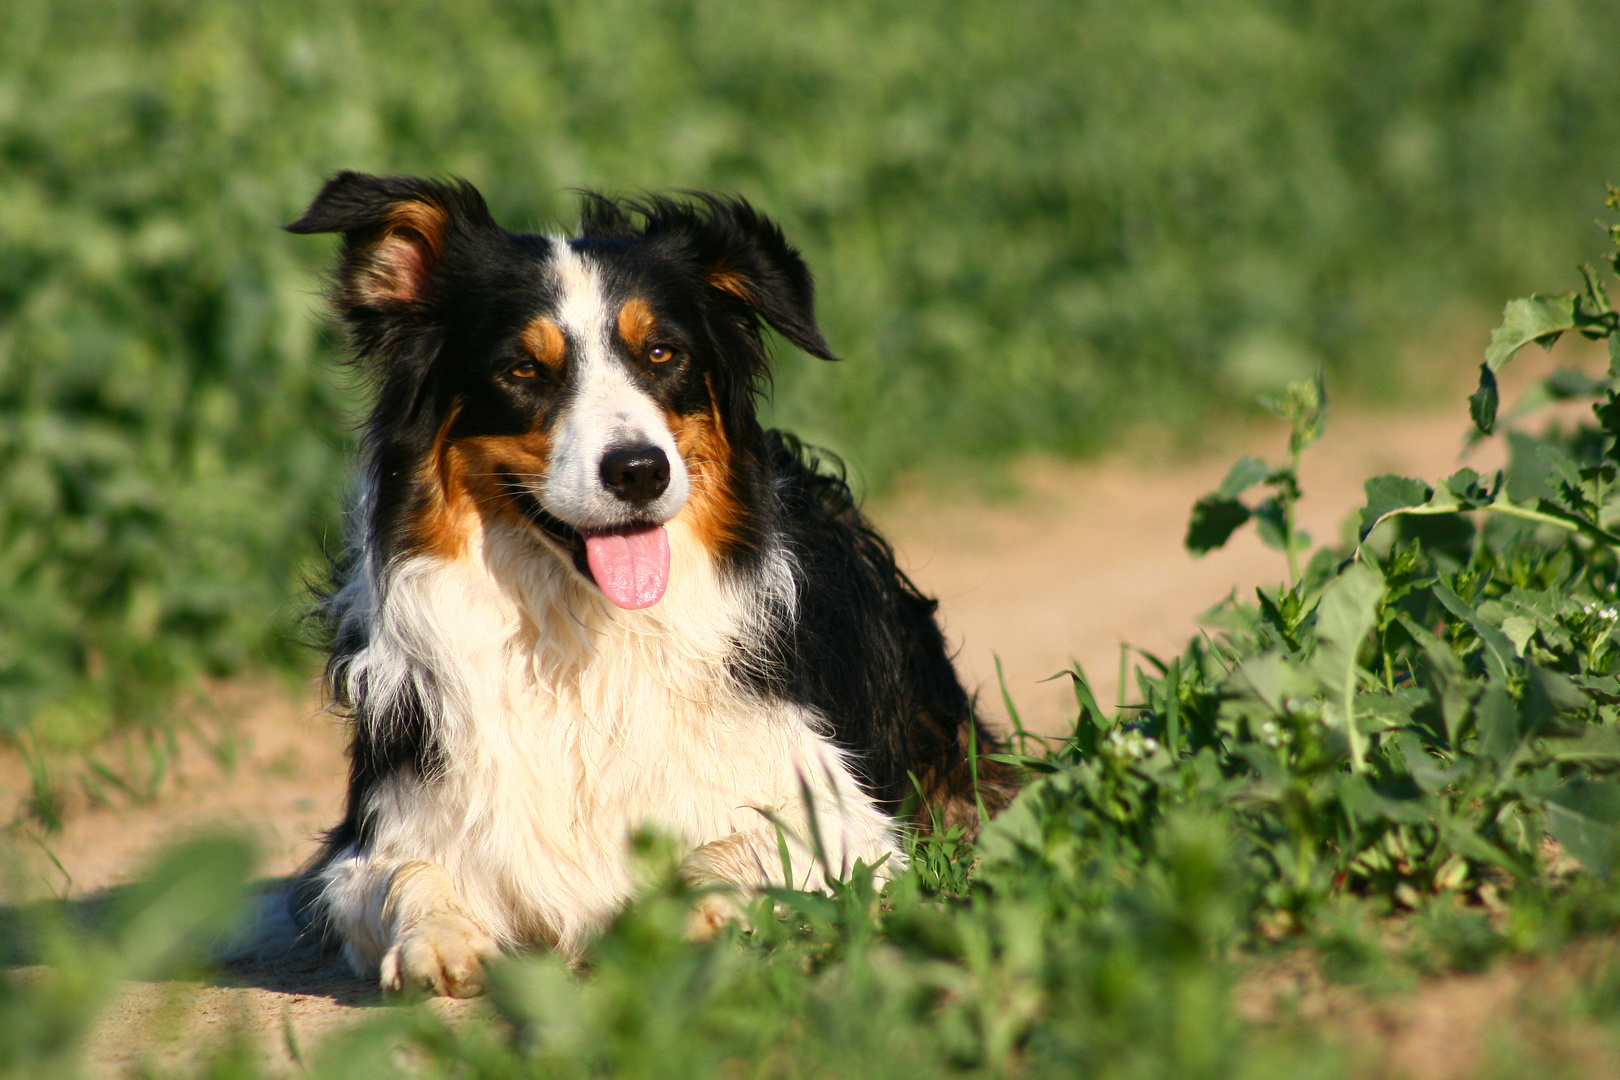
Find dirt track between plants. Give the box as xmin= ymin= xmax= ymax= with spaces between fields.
xmin=4 ymin=398 xmax=1595 ymax=1077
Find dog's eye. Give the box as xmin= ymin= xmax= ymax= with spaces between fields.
xmin=647 ymin=344 xmax=678 ymax=364
xmin=508 ymin=361 xmax=540 ymax=380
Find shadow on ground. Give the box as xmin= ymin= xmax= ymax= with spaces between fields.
xmin=0 ymin=878 xmax=380 ymax=1006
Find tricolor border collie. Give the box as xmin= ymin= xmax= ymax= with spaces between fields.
xmin=280 ymin=172 xmax=1011 ymax=996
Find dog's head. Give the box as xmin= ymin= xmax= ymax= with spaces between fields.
xmin=291 ymin=173 xmax=834 ymax=609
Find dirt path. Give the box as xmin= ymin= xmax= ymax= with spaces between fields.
xmin=0 ymin=402 xmax=1551 ymax=1074
xmin=876 ymin=406 xmax=1508 ymax=733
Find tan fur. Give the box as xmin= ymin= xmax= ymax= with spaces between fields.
xmin=375 ymin=861 xmax=499 ymax=997
xmin=408 ymin=407 xmax=552 ymax=561
xmin=520 ymin=317 xmax=568 ymax=370
xmin=913 ymin=721 xmax=1019 ymax=836
xmin=668 ymin=380 xmax=745 ymax=553
xmin=387 ymin=202 xmax=448 ymax=256
xmin=678 ymin=833 xmax=778 ymax=941
xmin=615 ymin=297 xmax=658 ymax=356
xmin=348 ymin=200 xmax=449 ymax=306
xmin=706 ymin=268 xmax=752 ymax=302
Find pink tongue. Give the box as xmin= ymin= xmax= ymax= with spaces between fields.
xmin=583 ymin=526 xmax=670 ymax=609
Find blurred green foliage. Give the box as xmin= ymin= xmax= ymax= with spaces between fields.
xmin=17 ymin=206 xmax=1620 ymax=1078
xmin=3 ymin=0 xmax=1620 ymax=735
xmin=0 ymin=834 xmax=256 ymax=1080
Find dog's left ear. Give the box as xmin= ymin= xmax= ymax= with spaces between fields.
xmin=680 ymin=196 xmax=838 ymax=362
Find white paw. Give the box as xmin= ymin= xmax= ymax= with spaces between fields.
xmin=683 ymin=890 xmax=743 ymax=943
xmin=379 ymin=912 xmax=498 ymax=998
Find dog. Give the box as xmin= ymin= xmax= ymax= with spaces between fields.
xmin=278 ymin=172 xmax=1012 ymax=996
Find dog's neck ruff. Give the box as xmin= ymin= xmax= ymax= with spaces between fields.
xmin=341 ymin=506 xmax=789 ymax=724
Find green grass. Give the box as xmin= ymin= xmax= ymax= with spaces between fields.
xmin=5 ymin=0 xmax=1620 ymax=740
xmin=10 ymin=193 xmax=1620 ymax=1079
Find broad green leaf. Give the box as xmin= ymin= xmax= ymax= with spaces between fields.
xmin=1313 ymin=565 xmax=1384 ymax=677
xmin=1544 ymin=726 xmax=1620 ymax=763
xmin=1536 ymin=441 xmax=1590 ymax=516
xmin=1499 ymin=615 xmax=1536 ymax=657
xmin=1397 ymin=612 xmax=1471 ymax=748
xmin=1545 ymin=790 xmax=1620 ymax=878
xmin=1186 ymin=496 xmax=1251 ymax=555
xmin=1359 ymin=475 xmax=1432 ymax=540
xmin=1360 ymin=688 xmax=1422 ymax=731
xmin=1439 ymin=818 xmax=1518 ymax=870
xmin=1252 ymin=499 xmax=1296 ymax=552
xmin=1234 ymin=652 xmax=1313 ymax=713
xmin=1310 ymin=563 xmax=1384 ymax=771
xmin=1524 ymin=664 xmax=1589 ymax=735
xmin=1432 ymin=582 xmax=1518 ymax=684
xmin=1395 ymin=733 xmax=1464 ymax=794
xmin=1475 ymin=685 xmax=1519 ymax=763
xmin=1506 ymin=432 xmax=1559 ymax=504
xmin=1485 ymin=293 xmax=1581 ymax=371
xmin=1336 ymin=773 xmax=1434 ymax=825
xmin=1570 ymin=673 xmax=1620 ymax=704
xmin=1216 ymin=456 xmax=1271 ymax=500
xmin=975 ymin=772 xmax=1082 ymax=865
xmin=1548 ymin=782 xmax=1620 ymax=825
xmin=1442 ymin=468 xmax=1496 ymax=508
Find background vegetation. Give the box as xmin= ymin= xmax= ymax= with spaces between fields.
xmin=12 ymin=235 xmax=1620 ymax=1074
xmin=4 ymin=0 xmax=1620 ymax=738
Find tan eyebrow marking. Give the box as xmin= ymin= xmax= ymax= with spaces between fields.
xmin=616 ymin=297 xmax=658 ymax=355
xmin=520 ymin=317 xmax=567 ymax=369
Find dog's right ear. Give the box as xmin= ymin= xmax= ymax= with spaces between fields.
xmin=288 ymin=172 xmax=493 ymax=312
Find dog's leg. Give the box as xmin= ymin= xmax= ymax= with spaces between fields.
xmin=322 ymin=855 xmax=499 ymax=996
xmin=680 ymin=831 xmax=775 ymax=941
xmin=679 ymin=804 xmax=901 ymax=942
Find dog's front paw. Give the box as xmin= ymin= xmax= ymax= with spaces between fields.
xmin=683 ymin=889 xmax=743 ymax=943
xmin=379 ymin=911 xmax=498 ymax=998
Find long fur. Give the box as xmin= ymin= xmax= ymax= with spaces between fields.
xmin=257 ymin=174 xmax=1012 ymax=993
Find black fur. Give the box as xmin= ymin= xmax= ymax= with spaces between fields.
xmin=744 ymin=433 xmax=1001 ymax=816
xmin=288 ymin=175 xmax=1008 ymax=932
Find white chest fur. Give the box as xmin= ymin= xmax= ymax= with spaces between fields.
xmin=323 ymin=516 xmax=901 ymax=961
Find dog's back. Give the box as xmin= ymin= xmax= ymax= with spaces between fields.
xmin=753 ymin=432 xmax=1012 ymax=828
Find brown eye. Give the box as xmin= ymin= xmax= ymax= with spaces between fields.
xmin=648 ymin=344 xmax=678 ymax=364
xmin=509 ymin=361 xmax=540 ymax=379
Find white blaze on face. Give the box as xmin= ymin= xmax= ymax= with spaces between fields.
xmin=539 ymin=243 xmax=690 ymax=532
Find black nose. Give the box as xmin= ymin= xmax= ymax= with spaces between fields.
xmin=599 ymin=445 xmax=670 ymax=507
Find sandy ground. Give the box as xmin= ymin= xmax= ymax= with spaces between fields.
xmin=879 ymin=406 xmax=1509 ymax=734
xmin=1 ymin=397 xmax=1603 ymax=1076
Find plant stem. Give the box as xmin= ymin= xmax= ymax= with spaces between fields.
xmin=1283 ymin=445 xmax=1302 ymax=588
xmin=1345 ymin=667 xmax=1366 ymax=773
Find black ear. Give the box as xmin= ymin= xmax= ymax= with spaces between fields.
xmin=288 ymin=171 xmax=493 ymax=311
xmin=628 ymin=194 xmax=837 ymax=362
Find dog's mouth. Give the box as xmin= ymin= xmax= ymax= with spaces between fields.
xmin=501 ymin=473 xmax=670 ymax=610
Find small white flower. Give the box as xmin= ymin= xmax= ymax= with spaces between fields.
xmin=1102 ymin=728 xmax=1159 ymax=763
